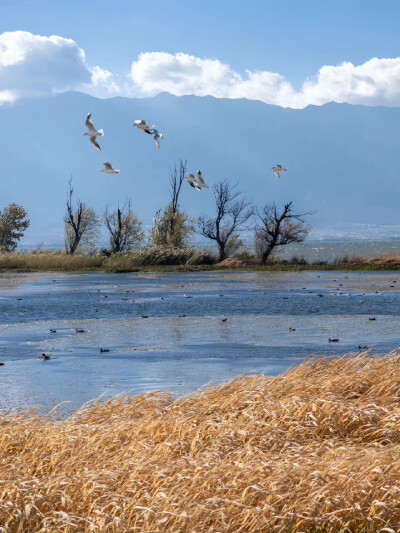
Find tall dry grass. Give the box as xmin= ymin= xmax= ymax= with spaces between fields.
xmin=0 ymin=251 xmax=103 ymax=271
xmin=369 ymin=254 xmax=400 ymax=266
xmin=103 ymin=246 xmax=216 ymax=271
xmin=2 ymin=352 xmax=400 ymax=531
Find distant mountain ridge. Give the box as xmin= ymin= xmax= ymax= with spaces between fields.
xmin=0 ymin=91 xmax=399 ymax=246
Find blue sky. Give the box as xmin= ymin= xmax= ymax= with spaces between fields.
xmin=1 ymin=0 xmax=400 ymax=107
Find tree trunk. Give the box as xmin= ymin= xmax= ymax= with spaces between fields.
xmin=114 ymin=208 xmax=122 ymax=252
xmin=68 ymin=235 xmax=80 ymax=255
xmin=262 ymin=242 xmax=276 ymax=263
xmin=218 ymin=243 xmax=226 ymax=262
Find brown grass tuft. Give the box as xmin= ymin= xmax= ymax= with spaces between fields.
xmin=217 ymin=257 xmax=248 ymax=267
xmin=369 ymin=255 xmax=400 ymax=266
xmin=2 ymin=352 xmax=400 ymax=531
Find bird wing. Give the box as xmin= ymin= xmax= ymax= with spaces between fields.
xmin=272 ymin=168 xmax=280 ymax=178
xmin=197 ymin=171 xmax=208 ymax=187
xmin=154 ymin=135 xmax=160 ymax=148
xmin=85 ymin=113 xmax=96 ymax=133
xmin=90 ymin=136 xmax=101 ymax=151
xmin=187 ymin=175 xmax=200 ymax=190
xmin=103 ymin=162 xmax=113 ymax=170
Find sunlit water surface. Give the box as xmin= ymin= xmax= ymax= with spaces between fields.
xmin=0 ymin=271 xmax=399 ymax=416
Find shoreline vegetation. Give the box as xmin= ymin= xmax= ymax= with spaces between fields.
xmin=0 ymin=247 xmax=399 ymax=273
xmin=2 ymin=352 xmax=400 ymax=531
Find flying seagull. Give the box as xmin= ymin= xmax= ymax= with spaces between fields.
xmin=186 ymin=174 xmax=201 ymax=191
xmin=272 ymin=165 xmax=287 ymax=178
xmin=84 ymin=113 xmax=104 ymax=151
xmin=150 ymin=128 xmax=164 ymax=148
xmin=101 ymin=162 xmax=120 ymax=174
xmin=196 ymin=170 xmax=209 ymax=189
xmin=133 ymin=120 xmax=155 ymax=134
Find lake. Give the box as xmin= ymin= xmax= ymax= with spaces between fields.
xmin=0 ymin=271 xmax=399 ymax=416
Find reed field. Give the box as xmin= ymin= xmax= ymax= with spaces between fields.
xmin=0 ymin=248 xmax=399 ymax=272
xmin=0 ymin=251 xmax=103 ymax=271
xmin=103 ymin=246 xmax=216 ymax=270
xmin=1 ymin=352 xmax=400 ymax=532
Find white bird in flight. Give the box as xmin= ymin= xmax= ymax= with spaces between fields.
xmin=186 ymin=174 xmax=201 ymax=191
xmin=84 ymin=113 xmax=104 ymax=151
xmin=272 ymin=165 xmax=287 ymax=178
xmin=150 ymin=128 xmax=164 ymax=148
xmin=101 ymin=162 xmax=120 ymax=175
xmin=133 ymin=120 xmax=155 ymax=134
xmin=186 ymin=171 xmax=209 ymax=191
xmin=196 ymin=170 xmax=209 ymax=189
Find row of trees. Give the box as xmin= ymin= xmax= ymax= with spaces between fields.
xmin=63 ymin=160 xmax=311 ymax=262
xmin=0 ymin=160 xmax=311 ymax=260
xmin=64 ymin=179 xmax=145 ymax=255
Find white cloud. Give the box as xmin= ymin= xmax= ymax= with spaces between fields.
xmin=88 ymin=65 xmax=120 ymax=97
xmin=129 ymin=52 xmax=400 ymax=108
xmin=1 ymin=33 xmax=399 ymax=108
xmin=0 ymin=31 xmax=119 ymax=103
xmin=129 ymin=52 xmax=239 ymax=97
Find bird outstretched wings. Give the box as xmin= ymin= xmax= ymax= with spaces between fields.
xmin=85 ymin=113 xmax=96 ymax=133
xmin=90 ymin=136 xmax=101 ymax=151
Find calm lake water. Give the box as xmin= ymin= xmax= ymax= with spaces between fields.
xmin=0 ymin=271 xmax=399 ymax=416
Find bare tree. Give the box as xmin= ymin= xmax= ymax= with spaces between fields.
xmin=197 ymin=180 xmax=253 ymax=262
xmin=150 ymin=159 xmax=194 ymax=247
xmin=170 ymin=160 xmax=186 ymax=217
xmin=255 ymin=202 xmax=311 ymax=262
xmin=104 ymin=200 xmax=145 ymax=253
xmin=64 ymin=178 xmax=101 ymax=254
xmin=0 ymin=204 xmax=30 ymax=251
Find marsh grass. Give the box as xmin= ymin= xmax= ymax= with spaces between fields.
xmin=103 ymin=246 xmax=216 ymax=271
xmin=2 ymin=352 xmax=400 ymax=531
xmin=0 ymin=248 xmax=398 ymax=272
xmin=0 ymin=250 xmax=103 ymax=271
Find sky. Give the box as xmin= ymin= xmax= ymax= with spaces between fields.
xmin=1 ymin=0 xmax=400 ymax=108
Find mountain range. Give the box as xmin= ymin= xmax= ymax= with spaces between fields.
xmin=0 ymin=91 xmax=399 ymax=246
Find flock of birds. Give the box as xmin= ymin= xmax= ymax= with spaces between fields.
xmin=84 ymin=112 xmax=288 ymax=187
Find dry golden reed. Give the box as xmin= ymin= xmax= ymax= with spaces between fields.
xmin=369 ymin=255 xmax=400 ymax=266
xmin=0 ymin=251 xmax=103 ymax=271
xmin=1 ymin=352 xmax=400 ymax=532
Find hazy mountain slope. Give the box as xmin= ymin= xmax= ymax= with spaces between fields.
xmin=0 ymin=91 xmax=398 ymax=245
